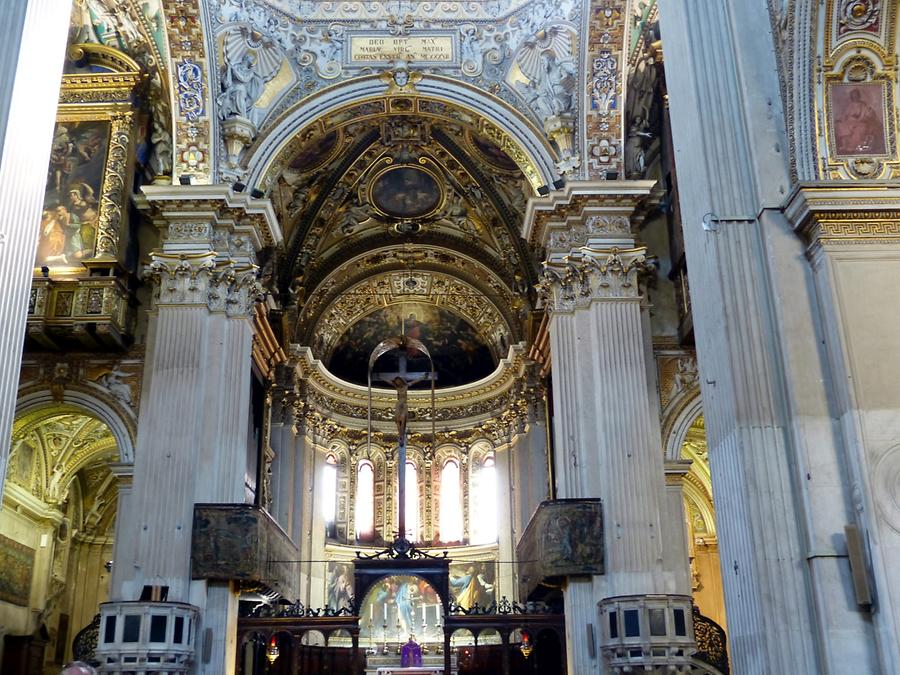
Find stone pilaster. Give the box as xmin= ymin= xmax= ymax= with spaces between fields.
xmin=786 ymin=184 xmax=900 ymax=672
xmin=526 ymin=181 xmax=693 ymax=673
xmin=100 ymin=185 xmax=280 ymax=675
xmin=663 ymin=461 xmax=693 ymax=597
xmin=0 ymin=0 xmax=71 ymax=499
xmin=658 ymin=1 xmax=880 ymax=671
xmin=269 ymin=365 xmax=299 ymax=536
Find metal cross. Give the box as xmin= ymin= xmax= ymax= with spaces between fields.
xmin=373 ymin=346 xmax=436 ymax=541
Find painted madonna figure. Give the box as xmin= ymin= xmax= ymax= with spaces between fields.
xmin=400 ymin=634 xmax=423 ymax=667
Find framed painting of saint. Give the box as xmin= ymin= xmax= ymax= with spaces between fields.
xmin=36 ymin=119 xmax=112 ymax=270
xmin=34 ymin=45 xmax=138 ymax=276
xmin=828 ymin=82 xmax=889 ymax=158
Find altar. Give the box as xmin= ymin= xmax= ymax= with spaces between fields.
xmin=366 ymin=650 xmax=454 ymax=675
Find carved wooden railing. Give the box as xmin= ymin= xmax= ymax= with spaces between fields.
xmin=692 ymin=605 xmax=729 ymax=674
xmin=71 ymin=613 xmax=101 ymax=666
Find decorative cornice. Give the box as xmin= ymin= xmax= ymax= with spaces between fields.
xmin=286 ymin=343 xmax=542 ymax=442
xmin=522 ymin=180 xmax=656 ymax=250
xmin=783 ymin=182 xmax=900 ymax=251
xmin=138 ymin=184 xmax=283 ymax=250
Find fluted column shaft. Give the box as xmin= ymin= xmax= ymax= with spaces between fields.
xmin=107 ymin=186 xmax=276 ymax=675
xmin=0 ymin=0 xmax=70 ymax=498
xmin=543 ymin=246 xmax=668 ymax=594
xmin=658 ymin=1 xmax=878 ymax=671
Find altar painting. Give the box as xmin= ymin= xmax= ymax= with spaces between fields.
xmin=325 ymin=561 xmax=354 ymax=610
xmin=449 ymin=560 xmax=496 ymax=610
xmin=37 ymin=120 xmax=111 ymax=268
xmin=359 ymin=575 xmax=443 ymax=644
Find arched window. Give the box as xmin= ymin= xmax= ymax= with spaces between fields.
xmin=470 ymin=453 xmax=497 ymax=544
xmin=322 ymin=454 xmax=338 ymax=538
xmin=355 ymin=460 xmax=375 ymax=541
xmin=439 ymin=459 xmax=463 ymax=543
xmin=403 ymin=460 xmax=418 ymax=542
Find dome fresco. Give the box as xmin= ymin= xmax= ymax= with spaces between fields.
xmin=326 ymin=303 xmax=497 ymax=388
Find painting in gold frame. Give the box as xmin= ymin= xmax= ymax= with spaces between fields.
xmin=828 ymin=82 xmax=889 ymax=158
xmin=34 ymin=43 xmax=140 ymax=277
xmin=37 ymin=119 xmax=112 ymax=269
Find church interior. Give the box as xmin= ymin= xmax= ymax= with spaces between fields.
xmin=0 ymin=1 xmax=897 ymax=674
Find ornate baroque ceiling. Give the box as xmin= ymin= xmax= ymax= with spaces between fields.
xmin=271 ymin=104 xmax=533 ymax=386
xmin=7 ymin=410 xmax=119 ymax=537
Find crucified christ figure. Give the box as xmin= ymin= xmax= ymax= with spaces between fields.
xmin=390 ymin=372 xmax=429 ymax=441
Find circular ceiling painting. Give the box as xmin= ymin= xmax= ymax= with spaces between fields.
xmin=370 ymin=166 xmax=442 ymax=219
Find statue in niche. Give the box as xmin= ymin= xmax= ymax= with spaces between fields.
xmin=217 ymin=54 xmax=266 ymax=122
xmin=536 ymin=50 xmax=577 ymax=117
xmin=624 ymin=117 xmax=653 ymax=179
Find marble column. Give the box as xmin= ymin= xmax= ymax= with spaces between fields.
xmin=0 ymin=0 xmax=70 ymax=497
xmin=658 ymin=1 xmax=879 ymax=671
xmin=270 ymin=366 xmax=299 ymax=535
xmin=100 ymin=185 xmax=280 ymax=674
xmin=527 ymin=181 xmax=693 ymax=673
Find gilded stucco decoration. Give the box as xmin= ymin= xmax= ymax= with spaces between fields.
xmin=308 ymin=269 xmax=513 ymax=364
xmin=69 ymin=0 xmax=173 ymax=180
xmin=298 ymin=245 xmax=524 ymax=355
xmin=163 ymin=0 xmax=214 ymax=182
xmin=202 ymin=0 xmax=587 ymax=181
xmin=788 ymin=0 xmax=900 ymax=179
xmin=7 ymin=413 xmax=117 ymax=508
xmin=584 ymin=0 xmax=628 ymax=178
xmin=260 ymin=110 xmax=535 ymax=333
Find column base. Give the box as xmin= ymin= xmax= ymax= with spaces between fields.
xmin=95 ymin=601 xmax=199 ymax=673
xmin=598 ymin=594 xmax=695 ymax=674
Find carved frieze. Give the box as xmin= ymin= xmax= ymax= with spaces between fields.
xmin=783 ymin=183 xmax=900 ymax=253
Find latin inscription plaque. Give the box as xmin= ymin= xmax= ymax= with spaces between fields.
xmin=349 ymin=35 xmax=454 ymax=63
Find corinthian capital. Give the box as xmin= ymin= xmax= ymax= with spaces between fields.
xmin=144 ymin=252 xmax=216 ymax=306
xmin=536 ymin=246 xmax=652 ymax=312
xmin=208 ymin=261 xmax=264 ymax=317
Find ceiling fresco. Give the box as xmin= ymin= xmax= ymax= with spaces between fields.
xmin=260 ymin=100 xmax=537 ymax=360
xmin=327 ymin=303 xmax=498 ymax=388
xmin=6 ymin=411 xmax=119 ymax=536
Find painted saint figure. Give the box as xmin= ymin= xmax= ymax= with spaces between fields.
xmin=835 ymin=85 xmax=886 ymax=155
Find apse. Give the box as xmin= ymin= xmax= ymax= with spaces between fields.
xmin=326 ymin=303 xmax=498 ymax=388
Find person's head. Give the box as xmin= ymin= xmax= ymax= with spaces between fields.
xmin=60 ymin=662 xmax=97 ymax=675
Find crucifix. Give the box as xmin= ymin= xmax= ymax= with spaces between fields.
xmin=367 ymin=335 xmax=437 ymax=542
